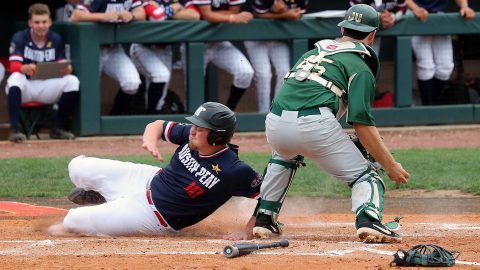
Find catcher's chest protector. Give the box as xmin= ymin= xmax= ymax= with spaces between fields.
xmin=314 ymin=40 xmax=380 ymax=79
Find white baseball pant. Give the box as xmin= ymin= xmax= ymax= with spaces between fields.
xmin=129 ymin=43 xmax=172 ymax=109
xmin=181 ymin=41 xmax=254 ymax=89
xmin=411 ymin=35 xmax=454 ymax=81
xmin=244 ymin=41 xmax=291 ymax=113
xmin=100 ymin=45 xmax=142 ymax=94
xmin=5 ymin=72 xmax=79 ymax=103
xmin=260 ymin=108 xmax=376 ymax=215
xmin=63 ymin=155 xmax=176 ymax=236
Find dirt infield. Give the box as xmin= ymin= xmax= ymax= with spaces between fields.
xmin=1 ymin=125 xmax=480 ymax=269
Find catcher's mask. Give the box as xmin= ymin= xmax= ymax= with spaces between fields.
xmin=338 ymin=4 xmax=380 ymax=33
xmin=185 ymin=102 xmax=236 ymax=146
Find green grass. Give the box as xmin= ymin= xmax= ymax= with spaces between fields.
xmin=0 ymin=148 xmax=479 ymax=197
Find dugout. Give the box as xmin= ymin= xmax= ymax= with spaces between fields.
xmin=1 ymin=2 xmax=480 ymax=138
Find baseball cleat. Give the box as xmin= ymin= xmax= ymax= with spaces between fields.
xmin=68 ymin=188 xmax=106 ymax=205
xmin=383 ymin=216 xmax=403 ymax=232
xmin=356 ymin=220 xmax=402 ymax=243
xmin=253 ymin=213 xmax=283 ymax=239
xmin=9 ymin=131 xmax=27 ymax=143
xmin=50 ymin=128 xmax=75 ymax=140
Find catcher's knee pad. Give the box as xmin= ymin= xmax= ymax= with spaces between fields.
xmin=257 ymin=156 xmax=305 ymax=215
xmin=351 ymin=169 xmax=385 ymax=221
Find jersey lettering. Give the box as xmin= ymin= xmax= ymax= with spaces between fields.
xmin=179 ymin=145 xmax=221 ymax=189
xmin=184 ymin=181 xmax=205 ymax=198
xmin=24 ymin=47 xmax=56 ymax=62
xmin=106 ymin=3 xmax=126 ymax=12
xmin=294 ymin=55 xmax=328 ymax=76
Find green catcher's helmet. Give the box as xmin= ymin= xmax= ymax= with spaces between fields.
xmin=338 ymin=4 xmax=380 ymax=33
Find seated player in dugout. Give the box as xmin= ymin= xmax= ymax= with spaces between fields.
xmin=49 ymin=102 xmax=262 ymax=240
xmin=179 ymin=0 xmax=255 ymax=111
xmin=6 ymin=3 xmax=79 ymax=142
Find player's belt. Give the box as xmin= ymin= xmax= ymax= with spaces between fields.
xmin=270 ymin=103 xmax=322 ymax=118
xmin=146 ymin=189 xmax=174 ymax=230
xmin=284 ymin=71 xmax=347 ymax=99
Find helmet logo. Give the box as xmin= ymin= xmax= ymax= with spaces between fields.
xmin=194 ymin=106 xmax=207 ymax=116
xmin=348 ymin=12 xmax=363 ymax=23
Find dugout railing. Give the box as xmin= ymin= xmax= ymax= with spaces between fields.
xmin=50 ymin=13 xmax=480 ymax=135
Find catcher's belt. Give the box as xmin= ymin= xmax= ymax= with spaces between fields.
xmin=270 ymin=103 xmax=322 ymax=118
xmin=390 ymin=244 xmax=460 ymax=267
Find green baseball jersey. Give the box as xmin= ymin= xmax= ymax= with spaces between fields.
xmin=273 ymin=39 xmax=378 ymax=126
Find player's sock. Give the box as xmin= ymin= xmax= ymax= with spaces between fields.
xmin=417 ymin=79 xmax=434 ymax=105
xmin=432 ymin=78 xmax=448 ymax=105
xmin=7 ymin=86 xmax=22 ymax=132
xmin=111 ymin=90 xmax=135 ymax=115
xmin=147 ymin=82 xmax=165 ymax=114
xmin=55 ymin=91 xmax=78 ymax=129
xmin=226 ymin=85 xmax=247 ymax=111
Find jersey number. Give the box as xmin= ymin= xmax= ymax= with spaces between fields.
xmin=184 ymin=181 xmax=205 ymax=198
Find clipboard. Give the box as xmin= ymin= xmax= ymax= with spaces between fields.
xmin=30 ymin=62 xmax=70 ymax=80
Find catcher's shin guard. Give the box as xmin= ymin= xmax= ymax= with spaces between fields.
xmin=253 ymin=156 xmax=305 ymax=239
xmin=352 ymin=168 xmax=386 ymax=222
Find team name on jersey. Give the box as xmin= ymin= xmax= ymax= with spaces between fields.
xmin=179 ymin=145 xmax=220 ymax=189
xmin=24 ymin=47 xmax=56 ymax=62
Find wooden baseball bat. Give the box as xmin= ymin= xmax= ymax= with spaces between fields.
xmin=223 ymin=239 xmax=289 ymax=258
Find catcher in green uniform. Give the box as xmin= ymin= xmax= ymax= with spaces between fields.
xmin=253 ymin=4 xmax=410 ymax=243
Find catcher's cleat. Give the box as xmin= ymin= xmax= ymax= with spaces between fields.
xmin=253 ymin=213 xmax=283 ymax=239
xmin=68 ymin=188 xmax=106 ymax=205
xmin=357 ymin=220 xmax=402 ymax=243
xmin=383 ymin=216 xmax=403 ymax=232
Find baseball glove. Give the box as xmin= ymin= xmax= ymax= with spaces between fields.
xmin=390 ymin=244 xmax=460 ymax=267
xmin=348 ymin=133 xmax=382 ymax=171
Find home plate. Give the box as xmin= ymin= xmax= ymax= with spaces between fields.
xmin=0 ymin=201 xmax=67 ymax=217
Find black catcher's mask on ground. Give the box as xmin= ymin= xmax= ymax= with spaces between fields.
xmin=185 ymin=102 xmax=236 ymax=146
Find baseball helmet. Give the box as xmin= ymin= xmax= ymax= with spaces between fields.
xmin=185 ymin=102 xmax=236 ymax=146
xmin=338 ymin=4 xmax=380 ymax=33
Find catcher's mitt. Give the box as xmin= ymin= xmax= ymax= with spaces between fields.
xmin=348 ymin=133 xmax=382 ymax=171
xmin=390 ymin=244 xmax=460 ymax=267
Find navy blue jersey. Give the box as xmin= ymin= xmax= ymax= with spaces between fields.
xmin=77 ymin=0 xmax=143 ymax=13
xmin=150 ymin=121 xmax=262 ymax=230
xmin=252 ymin=0 xmax=308 ymax=14
xmin=412 ymin=0 xmax=448 ymax=13
xmin=9 ymin=29 xmax=66 ymax=64
xmin=153 ymin=0 xmax=179 ymax=5
xmin=142 ymin=0 xmax=178 ymax=19
xmin=190 ymin=0 xmax=245 ymax=11
xmin=349 ymin=0 xmax=406 ymax=13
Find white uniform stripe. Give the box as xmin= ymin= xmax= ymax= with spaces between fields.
xmin=9 ymin=55 xmax=23 ymax=62
xmin=163 ymin=122 xmax=175 ymax=143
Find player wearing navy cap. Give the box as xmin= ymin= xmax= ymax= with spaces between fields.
xmin=51 ymin=102 xmax=262 ymax=240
